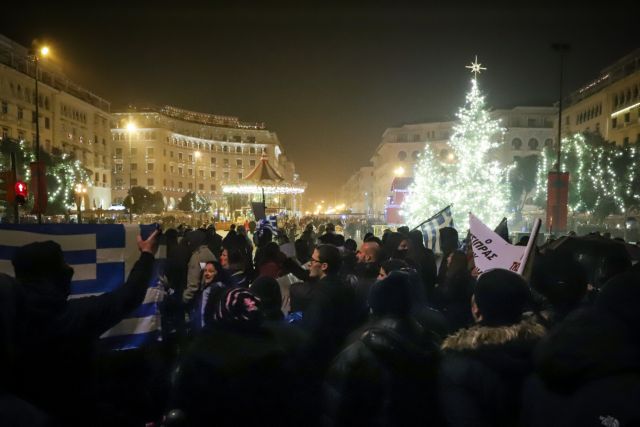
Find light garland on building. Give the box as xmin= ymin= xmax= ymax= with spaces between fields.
xmin=403 ymin=77 xmax=511 ymax=231
xmin=534 ymin=133 xmax=640 ymax=217
xmin=222 ymin=184 xmax=305 ymax=195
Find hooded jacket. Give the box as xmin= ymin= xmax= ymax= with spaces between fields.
xmin=439 ymin=317 xmax=546 ymax=427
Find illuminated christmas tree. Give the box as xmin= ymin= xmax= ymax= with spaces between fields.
xmin=403 ymin=57 xmax=511 ymax=231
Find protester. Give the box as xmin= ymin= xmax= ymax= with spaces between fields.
xmin=324 ymin=271 xmax=441 ymax=427
xmin=523 ymin=271 xmax=640 ymax=427
xmin=220 ymin=247 xmax=249 ymax=288
xmin=438 ymin=269 xmax=545 ymax=427
xmin=183 ymin=230 xmax=217 ymax=304
xmin=11 ymin=230 xmax=159 ymax=427
xmin=170 ymin=287 xmax=296 ymax=427
xmin=433 ymin=250 xmax=475 ymax=333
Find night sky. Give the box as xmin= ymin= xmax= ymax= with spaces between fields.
xmin=2 ymin=3 xmax=637 ymax=202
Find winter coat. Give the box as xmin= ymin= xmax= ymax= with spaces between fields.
xmin=325 ymin=317 xmax=441 ymax=427
xmin=170 ymin=324 xmax=297 ymax=427
xmin=439 ymin=317 xmax=546 ymax=427
xmin=522 ymin=308 xmax=640 ymax=427
xmin=183 ymin=245 xmax=216 ymax=303
xmin=14 ymin=252 xmax=154 ymax=426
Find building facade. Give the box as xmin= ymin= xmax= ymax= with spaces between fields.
xmin=111 ymin=106 xmax=298 ymax=216
xmin=0 ymin=35 xmax=113 ymax=209
xmin=342 ymin=106 xmax=557 ymax=218
xmin=561 ymin=48 xmax=640 ymax=146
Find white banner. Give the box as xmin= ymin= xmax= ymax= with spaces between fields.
xmin=469 ymin=213 xmax=538 ymax=275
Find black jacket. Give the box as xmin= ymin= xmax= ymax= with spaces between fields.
xmin=439 ymin=318 xmax=546 ymax=427
xmin=170 ymin=323 xmax=297 ymax=427
xmin=522 ymin=308 xmax=640 ymax=427
xmin=325 ymin=317 xmax=441 ymax=427
xmin=14 ymin=252 xmax=154 ymax=426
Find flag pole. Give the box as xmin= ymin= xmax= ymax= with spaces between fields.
xmin=411 ymin=204 xmax=452 ymax=231
xmin=517 ymin=218 xmax=541 ymax=275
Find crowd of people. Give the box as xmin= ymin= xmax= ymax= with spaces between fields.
xmin=1 ymin=221 xmax=639 ymax=426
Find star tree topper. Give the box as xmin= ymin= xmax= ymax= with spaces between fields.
xmin=466 ymin=55 xmax=487 ymax=78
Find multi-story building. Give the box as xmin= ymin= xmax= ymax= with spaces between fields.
xmin=111 ymin=106 xmax=299 ymax=215
xmin=0 ymin=35 xmax=113 ymax=209
xmin=561 ymin=48 xmax=640 ymax=146
xmin=339 ymin=165 xmax=374 ymax=215
xmin=342 ymin=106 xmax=557 ymax=218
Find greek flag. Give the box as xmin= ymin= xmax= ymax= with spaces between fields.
xmin=419 ymin=206 xmax=454 ymax=254
xmin=0 ymin=223 xmax=165 ymax=351
xmin=258 ymin=215 xmax=279 ymax=234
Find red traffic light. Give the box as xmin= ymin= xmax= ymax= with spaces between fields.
xmin=15 ymin=181 xmax=28 ymax=198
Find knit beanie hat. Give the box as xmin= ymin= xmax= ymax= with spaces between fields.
xmin=474 ymin=269 xmax=530 ymax=326
xmin=12 ymin=241 xmax=66 ymax=280
xmin=369 ymin=270 xmax=412 ymax=317
xmin=210 ymin=287 xmax=264 ymax=327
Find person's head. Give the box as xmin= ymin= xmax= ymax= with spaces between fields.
xmin=408 ymin=229 xmax=426 ymax=250
xmin=251 ymin=276 xmax=283 ymax=321
xmin=202 ymin=261 xmax=220 ymax=284
xmin=446 ymin=250 xmax=469 ymax=276
xmin=205 ymin=287 xmax=263 ymax=328
xmin=369 ymin=270 xmax=412 ymax=317
xmin=294 ymin=239 xmax=311 ymax=264
xmin=221 ymin=248 xmax=244 ymax=270
xmin=439 ymin=227 xmax=459 ymax=254
xmin=305 ymin=223 xmax=314 ymax=232
xmin=12 ymin=241 xmax=74 ymax=296
xmin=383 ymin=232 xmax=405 ymax=260
xmin=344 ymin=238 xmax=357 ymax=253
xmin=229 ymin=224 xmax=236 ymax=232
xmin=472 ymin=269 xmax=530 ymax=326
xmin=356 ymin=241 xmax=381 ymax=264
xmin=397 ymin=226 xmax=410 ymax=236
xmin=325 ymin=223 xmax=335 ymax=233
xmin=257 ymin=227 xmax=273 ymax=247
xmin=531 ymin=253 xmax=588 ymax=311
xmin=378 ymin=258 xmax=409 ymax=280
xmin=310 ymin=244 xmax=342 ymax=279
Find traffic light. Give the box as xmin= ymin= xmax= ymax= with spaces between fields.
xmin=14 ymin=181 xmax=27 ymax=206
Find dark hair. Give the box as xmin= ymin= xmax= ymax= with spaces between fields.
xmin=344 ymin=238 xmax=357 ymax=252
xmin=251 ymin=276 xmax=283 ymax=321
xmin=316 ymin=244 xmax=342 ymax=276
xmin=224 ymin=248 xmax=245 ymax=269
xmin=294 ymin=239 xmax=311 ymax=264
xmin=446 ymin=250 xmax=469 ymax=278
xmin=531 ymin=253 xmax=587 ymax=309
xmin=439 ymin=227 xmax=459 ymax=254
xmin=369 ymin=271 xmax=412 ymax=317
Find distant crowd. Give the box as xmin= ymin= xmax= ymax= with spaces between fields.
xmin=1 ymin=220 xmax=639 ymax=427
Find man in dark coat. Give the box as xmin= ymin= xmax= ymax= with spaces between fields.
xmin=522 ymin=271 xmax=640 ymax=427
xmin=324 ymin=271 xmax=441 ymax=427
xmin=438 ymin=269 xmax=546 ymax=427
xmin=11 ymin=230 xmax=159 ymax=426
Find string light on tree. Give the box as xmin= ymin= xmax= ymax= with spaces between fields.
xmin=403 ymin=58 xmax=511 ymax=231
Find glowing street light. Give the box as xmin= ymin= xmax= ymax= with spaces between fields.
xmin=394 ymin=166 xmax=405 ymax=176
xmin=31 ymin=44 xmax=50 ymax=224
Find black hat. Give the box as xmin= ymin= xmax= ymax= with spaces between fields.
xmin=474 ymin=269 xmax=530 ymax=326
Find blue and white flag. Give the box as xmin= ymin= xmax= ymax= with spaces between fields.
xmin=419 ymin=206 xmax=454 ymax=254
xmin=0 ymin=223 xmax=165 ymax=351
xmin=258 ymin=215 xmax=278 ymax=235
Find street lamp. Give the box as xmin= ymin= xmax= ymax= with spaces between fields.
xmin=31 ymin=44 xmax=50 ymax=224
xmin=394 ymin=166 xmax=405 ymax=176
xmin=126 ymin=121 xmax=137 ymax=223
xmin=74 ymin=183 xmax=87 ymax=224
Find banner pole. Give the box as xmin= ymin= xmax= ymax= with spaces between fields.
xmin=517 ymin=218 xmax=541 ymax=275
